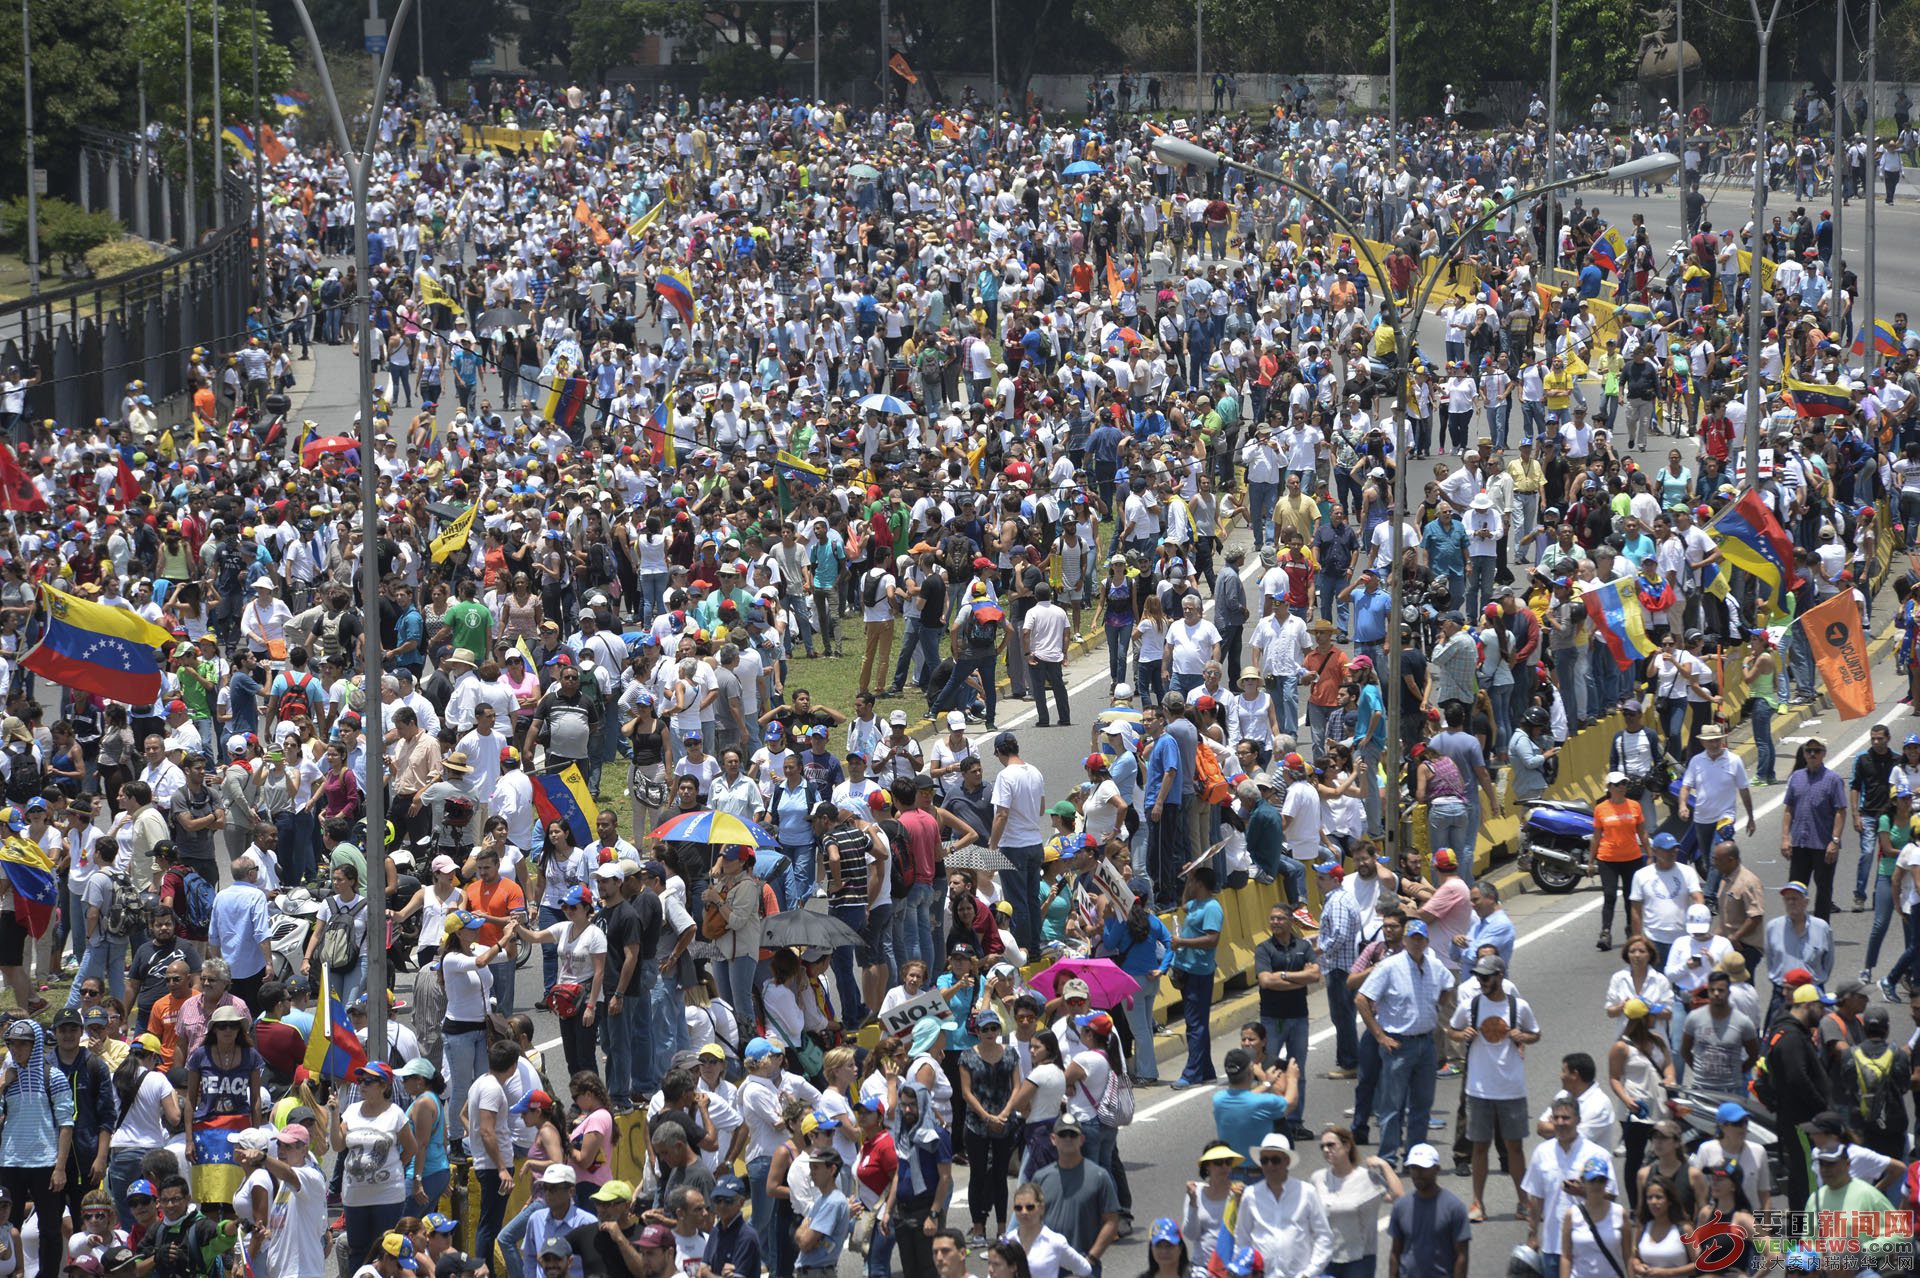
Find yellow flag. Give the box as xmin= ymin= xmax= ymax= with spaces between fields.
xmin=430 ymin=504 xmax=477 ymax=563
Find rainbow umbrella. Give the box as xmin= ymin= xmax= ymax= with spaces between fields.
xmin=648 ymin=809 xmax=779 ymax=850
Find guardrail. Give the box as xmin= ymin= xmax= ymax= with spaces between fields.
xmin=0 ymin=129 xmax=254 ymax=429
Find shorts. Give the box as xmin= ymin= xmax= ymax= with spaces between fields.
xmin=0 ymin=913 xmax=25 ymax=966
xmin=1465 ymin=1095 xmax=1530 ymax=1144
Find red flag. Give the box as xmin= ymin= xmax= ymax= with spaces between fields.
xmin=114 ymin=454 xmax=142 ymax=507
xmin=0 ymin=443 xmax=47 ymax=513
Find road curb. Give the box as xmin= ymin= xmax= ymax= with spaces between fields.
xmin=1488 ymin=618 xmax=1903 ymax=900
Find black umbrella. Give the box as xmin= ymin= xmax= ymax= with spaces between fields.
xmin=761 ymin=898 xmax=865 ymax=950
xmin=474 ymin=306 xmax=530 ymax=336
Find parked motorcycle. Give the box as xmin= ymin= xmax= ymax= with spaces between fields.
xmin=268 ymin=887 xmax=323 ymax=982
xmin=1515 ymin=799 xmax=1596 ymax=893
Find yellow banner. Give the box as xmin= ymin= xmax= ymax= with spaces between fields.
xmin=1736 ymin=250 xmax=1778 ymax=295
xmin=431 ymin=504 xmax=477 ymax=563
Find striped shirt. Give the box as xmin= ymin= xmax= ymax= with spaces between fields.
xmin=1315 ymin=888 xmax=1363 ymax=972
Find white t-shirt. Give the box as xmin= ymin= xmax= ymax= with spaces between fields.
xmin=551 ymin=919 xmax=608 ymax=986
xmin=467 ymin=1074 xmax=512 ymax=1170
xmin=339 ymin=1101 xmax=410 ymax=1207
xmin=1066 ymin=1049 xmax=1112 ymax=1123
xmin=991 ymin=761 xmax=1048 ymax=846
xmin=1165 ymin=618 xmax=1223 ymax=676
xmin=116 ymin=1067 xmax=178 ymax=1149
xmin=262 ymin=1162 xmax=329 ymax=1278
xmin=1451 ymin=990 xmax=1538 ymax=1101
xmin=1628 ymin=862 xmax=1702 ymax=944
xmin=440 ymin=951 xmax=495 ymax=1023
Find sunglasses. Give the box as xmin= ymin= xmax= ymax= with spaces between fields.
xmin=1013 ymin=1204 xmax=1040 ymax=1213
xmin=1261 ymin=1156 xmax=1289 ymax=1165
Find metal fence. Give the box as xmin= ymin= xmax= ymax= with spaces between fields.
xmin=0 ymin=129 xmax=253 ymax=430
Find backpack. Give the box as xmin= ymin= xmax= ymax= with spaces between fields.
xmin=101 ymin=867 xmax=138 ymax=939
xmin=319 ymin=896 xmax=366 ymax=971
xmin=863 ymin=568 xmax=887 ymax=610
xmin=174 ymin=867 xmax=215 ymax=934
xmin=1195 ymin=743 xmax=1232 ymax=807
xmin=274 ymin=671 xmax=316 ymax=723
xmin=1838 ymin=1042 xmax=1900 ymax=1131
xmin=3 ymin=741 xmax=41 ymax=804
xmin=1081 ymin=1064 xmax=1137 ymax=1128
xmin=964 ymin=608 xmax=999 ymax=653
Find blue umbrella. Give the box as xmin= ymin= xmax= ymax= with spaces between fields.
xmin=1063 ymin=160 xmax=1104 ymax=177
xmin=857 ymin=393 xmax=912 ymax=415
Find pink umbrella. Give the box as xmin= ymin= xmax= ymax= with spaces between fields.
xmin=1028 ymin=957 xmax=1140 ymax=1010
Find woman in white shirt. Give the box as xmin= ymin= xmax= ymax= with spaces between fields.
xmin=1002 ymin=1181 xmax=1092 ymax=1278
xmin=1562 ymin=1157 xmax=1634 ymax=1278
xmin=1010 ymin=1030 xmax=1068 ymax=1178
xmin=1309 ymin=1125 xmax=1403 ymax=1278
xmin=107 ymin=1038 xmax=184 ymax=1221
xmin=511 ymin=886 xmax=605 ymax=1078
xmin=1181 ymin=1145 xmax=1244 ymax=1277
xmin=436 ymin=913 xmax=502 ymax=1152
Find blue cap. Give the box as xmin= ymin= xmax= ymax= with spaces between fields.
xmin=127 ymin=1179 xmax=157 ymax=1200
xmin=1715 ymin=1101 xmax=1750 ymax=1125
xmin=1149 ymin=1218 xmax=1182 ymax=1246
xmin=712 ymin=1175 xmax=746 ymax=1200
xmin=424 ymin=1213 xmax=458 ymax=1234
xmin=1650 ymin=832 xmax=1680 ymax=851
xmin=1404 ymin=919 xmax=1429 ymax=938
xmin=1581 ymin=1155 xmax=1612 ymax=1180
xmin=562 ymin=884 xmax=591 ymax=907
xmin=744 ymin=1036 xmax=781 ymax=1062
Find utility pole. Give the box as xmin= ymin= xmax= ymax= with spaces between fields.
xmin=1195 ymin=0 xmax=1203 ymax=114
xmin=811 ymin=0 xmax=819 ymax=104
xmin=990 ymin=0 xmax=998 ymax=116
xmin=22 ymin=0 xmax=40 ymax=296
xmin=1833 ymin=0 xmax=1846 ymax=317
xmin=185 ymin=2 xmax=196 ymax=244
xmin=1388 ymin=0 xmax=1398 ymax=167
xmin=878 ymin=0 xmax=887 ymax=107
xmin=1742 ymin=0 xmax=1784 ymax=493
xmin=1544 ymin=0 xmax=1560 ymax=272
xmin=136 ymin=60 xmax=149 ymax=240
xmin=211 ymin=0 xmax=223 ymax=229
xmin=1675 ymin=0 xmax=1686 ymax=125
xmin=1863 ymin=0 xmax=1879 ymax=370
xmin=252 ymin=0 xmax=267 ymax=305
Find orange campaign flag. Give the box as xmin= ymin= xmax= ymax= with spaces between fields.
xmin=1800 ymin=591 xmax=1875 ymax=720
xmin=889 ymin=52 xmax=919 ymax=84
xmin=1106 ymin=255 xmax=1125 ymax=302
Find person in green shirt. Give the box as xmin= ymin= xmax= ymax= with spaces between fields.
xmin=173 ymin=643 xmax=220 ymax=759
xmin=434 ymin=577 xmax=494 ymax=658
xmin=1803 ymin=1145 xmax=1900 ymax=1270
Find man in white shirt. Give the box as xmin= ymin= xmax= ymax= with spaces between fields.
xmin=1235 ymin=1132 xmax=1334 ymax=1278
xmin=1449 ymin=954 xmax=1540 ymax=1220
xmin=1522 ymin=1093 xmax=1617 ymax=1273
xmin=1022 ymin=584 xmax=1073 ymax=729
xmin=987 ymin=732 xmax=1048 ymax=953
xmin=1163 ymin=593 xmax=1222 ymax=697
xmin=1628 ymin=833 xmax=1705 ymax=968
xmin=1251 ymin=594 xmax=1309 ymax=739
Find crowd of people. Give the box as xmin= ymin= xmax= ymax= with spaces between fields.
xmin=0 ymin=68 xmax=1918 ymax=1278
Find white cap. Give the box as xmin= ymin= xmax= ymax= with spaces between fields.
xmin=593 ymin=863 xmax=624 ymax=880
xmin=1113 ymin=682 xmax=1134 ymax=700
xmin=946 ymin=711 xmax=968 ymax=731
xmin=1404 ymin=1143 xmax=1443 ymax=1169
xmin=539 ymin=1164 xmax=578 ymax=1186
xmin=1685 ymin=903 xmax=1713 ymax=934
xmin=430 ymin=854 xmax=459 ymax=875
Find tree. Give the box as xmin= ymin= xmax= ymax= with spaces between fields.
xmin=0 ymin=0 xmax=137 ymax=195
xmin=1 ymin=196 xmax=125 ymax=271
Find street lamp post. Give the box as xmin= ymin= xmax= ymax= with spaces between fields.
xmin=211 ymin=0 xmax=222 ymax=228
xmin=1151 ymin=134 xmax=1677 ymax=856
xmin=284 ymin=0 xmax=417 ymax=1063
xmin=22 ymin=0 xmax=40 ymax=296
xmin=1741 ymin=0 xmax=1784 ymax=491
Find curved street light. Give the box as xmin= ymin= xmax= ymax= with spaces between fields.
xmin=1150 ymin=134 xmax=1678 ymax=856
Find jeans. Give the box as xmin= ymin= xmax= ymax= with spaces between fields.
xmin=1002 ymin=843 xmax=1043 ymax=953
xmin=1123 ymin=973 xmax=1162 ymax=1080
xmin=345 ymin=1201 xmax=407 ymax=1278
xmin=495 ymin=1194 xmax=540 ymax=1278
xmin=1170 ymin=670 xmax=1204 ymax=696
xmin=1356 ymin=743 xmax=1385 ymax=837
xmin=891 ymin=619 xmax=943 ymax=693
xmin=70 ymin=933 xmax=126 ymax=1006
xmin=487 ymin=953 xmax=517 ymax=1017
xmin=1520 ymin=399 xmax=1546 ymax=442
xmin=1353 ymin=1030 xmax=1381 ymax=1133
xmin=1427 ymin=799 xmax=1472 ymax=868
xmin=1855 ymin=817 xmax=1883 ymax=901
xmin=1031 ymin=658 xmax=1070 ymax=726
xmin=1148 ymin=800 xmax=1188 ymax=907
xmin=600 ymin=983 xmax=638 ymax=1102
xmin=1866 ymin=875 xmax=1899 ymax=970
xmin=1885 ymin=905 xmax=1920 ymax=989
xmin=1177 ymin=967 xmax=1217 ymax=1084
xmin=893 ymin=881 xmax=937 ymax=972
xmin=746 ymin=1155 xmax=776 ymax=1262
xmin=829 ymin=902 xmax=873 ymax=1024
xmin=443 ymin=1028 xmax=487 ymax=1143
xmin=1247 ymin=481 xmax=1278 ymax=546
xmin=1375 ymin=1030 xmax=1438 ymax=1164
xmin=1317 ymin=571 xmax=1350 ymax=633
xmin=935 ymin=655 xmax=996 ymax=726
xmin=1750 ymin=699 xmax=1777 ymax=782
xmin=1326 ymin=969 xmax=1359 ymax=1070
xmin=712 ymin=954 xmax=758 ymax=1022
xmin=647 ymin=969 xmax=685 ymax=1094
xmin=638 ymin=571 xmax=668 ymax=621
xmin=1105 ymin=624 xmax=1131 ymax=686
xmin=108 ymin=1145 xmax=152 ymax=1229
xmin=1269 ymin=673 xmax=1300 ymax=739
xmin=1262 ymin=1015 xmax=1311 ymax=1121
xmin=784 ymin=840 xmax=817 ymax=906
xmin=538 ymin=902 xmax=565 ymax=993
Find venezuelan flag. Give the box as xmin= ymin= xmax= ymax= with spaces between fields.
xmin=539 ymin=355 xmax=571 ymax=423
xmin=1714 ymin=490 xmax=1801 ymax=616
xmin=1852 ymin=319 xmax=1901 ymax=358
xmin=646 ymin=403 xmax=677 ymax=467
xmin=0 ymin=833 xmax=57 ymax=938
xmin=221 ymin=124 xmax=257 ymax=158
xmin=21 ymin=583 xmax=174 ymax=705
xmin=653 ymin=270 xmax=698 ymax=327
xmin=1785 ymin=377 xmax=1852 ymax=418
xmin=302 ymin=962 xmax=369 ymax=1081
xmin=533 ymin=764 xmax=599 ymax=845
xmin=554 ymin=370 xmax=590 ymax=430
xmin=1591 ymin=225 xmax=1625 ymax=273
xmin=1582 ymin=577 xmax=1659 ymax=672
xmin=190 ymin=1112 xmax=253 ymax=1203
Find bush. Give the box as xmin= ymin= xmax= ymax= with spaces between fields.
xmin=85 ymin=237 xmax=166 ymax=277
xmin=0 ymin=196 xmax=125 ymax=270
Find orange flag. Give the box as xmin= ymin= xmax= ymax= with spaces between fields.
xmin=889 ymin=52 xmax=919 ymax=84
xmin=1106 ymin=256 xmax=1125 ymax=302
xmin=1800 ymin=591 xmax=1875 ymax=720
